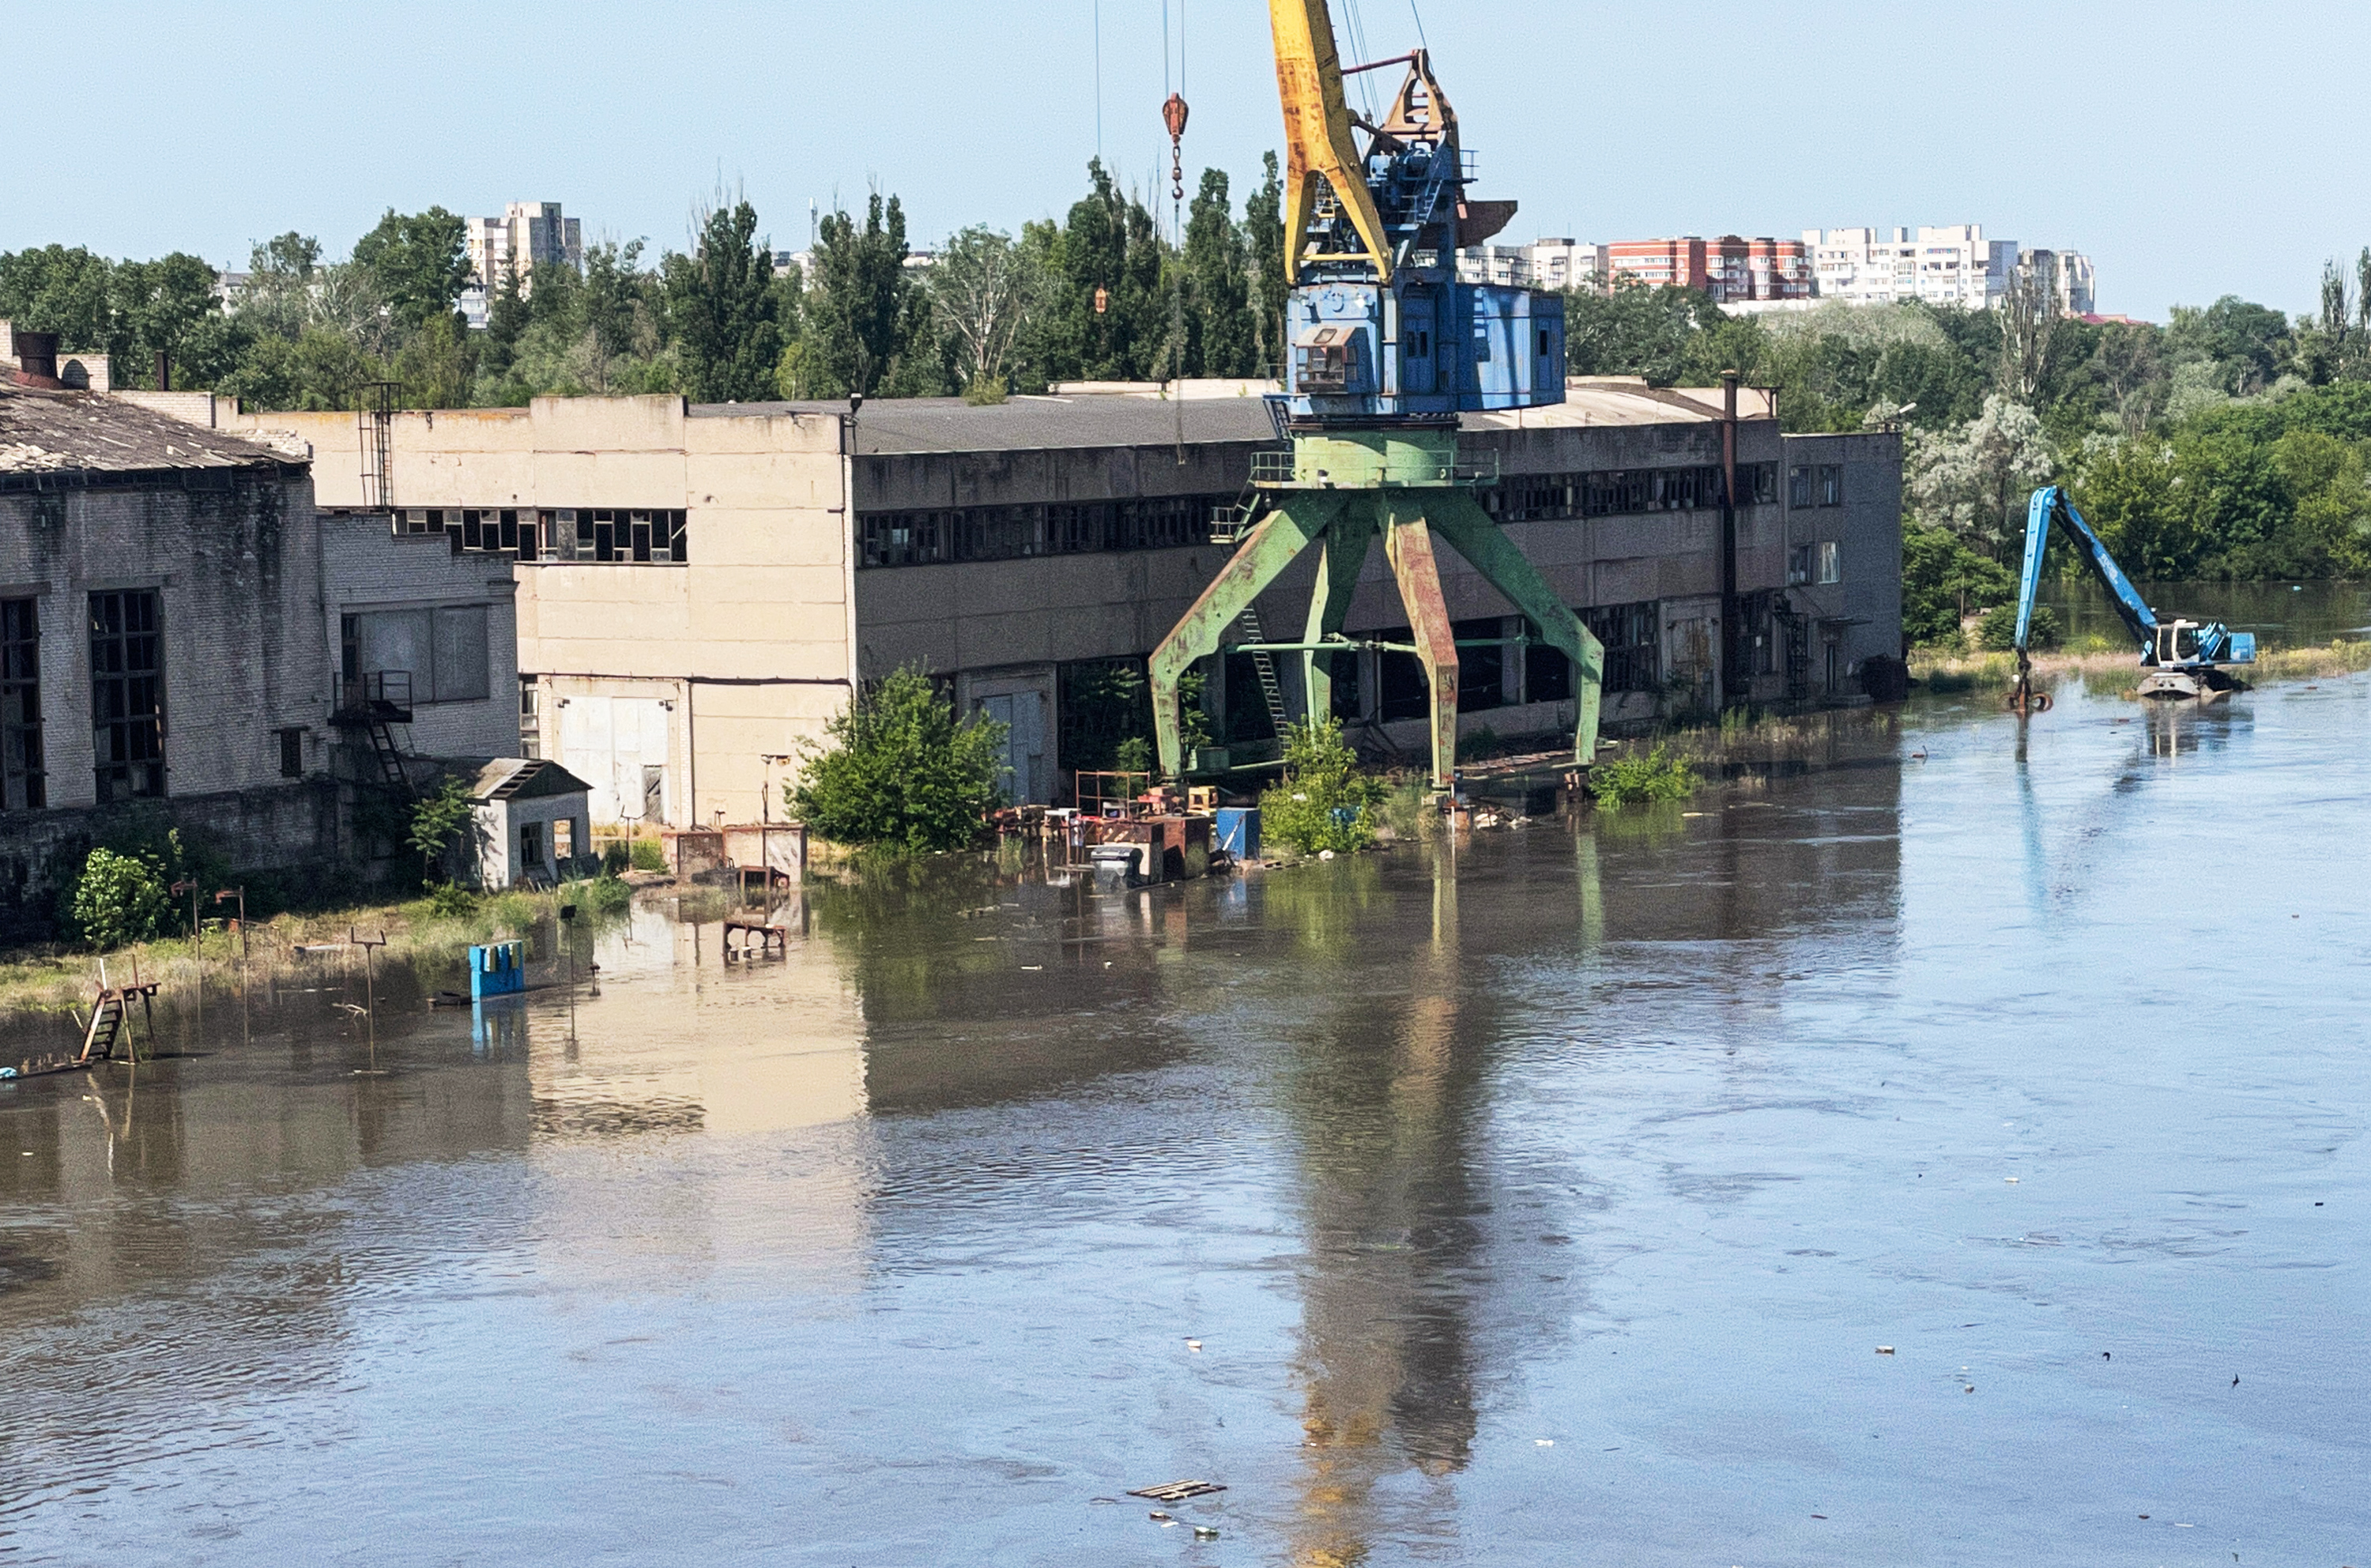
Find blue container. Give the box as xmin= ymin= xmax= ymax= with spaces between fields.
xmin=1214 ymin=807 xmax=1261 ymax=861
xmin=469 ymin=940 xmax=526 ymax=999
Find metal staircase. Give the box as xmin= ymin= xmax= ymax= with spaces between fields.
xmin=334 ymin=672 xmax=417 ymax=799
xmin=1233 ymin=604 xmax=1293 ymax=739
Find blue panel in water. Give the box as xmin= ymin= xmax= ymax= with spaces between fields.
xmin=1214 ymin=807 xmax=1261 ymax=860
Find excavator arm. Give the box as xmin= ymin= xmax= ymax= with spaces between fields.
xmin=2018 ymin=485 xmax=2157 ymax=655
xmin=1268 ymin=0 xmax=1396 ymax=285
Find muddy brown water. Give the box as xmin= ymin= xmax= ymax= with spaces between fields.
xmin=2 ymin=681 xmax=2366 ymax=1565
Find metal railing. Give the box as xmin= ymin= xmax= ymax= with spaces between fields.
xmin=1249 ymin=447 xmax=1498 ymax=488
xmin=334 ymin=669 xmax=413 ymax=723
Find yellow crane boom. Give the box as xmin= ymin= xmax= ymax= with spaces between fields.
xmin=1268 ymin=0 xmax=1395 ymax=285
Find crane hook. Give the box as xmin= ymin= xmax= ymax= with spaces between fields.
xmin=1163 ymin=92 xmax=1189 ymax=202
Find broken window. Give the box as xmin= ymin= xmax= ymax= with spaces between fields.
xmin=1788 ymin=465 xmax=1814 ymax=508
xmin=344 ymin=605 xmax=491 ymax=705
xmin=1818 ymin=465 xmax=1842 ymax=507
xmin=1818 ymin=541 xmax=1841 ymax=584
xmin=1583 ymin=601 xmax=1661 ymax=693
xmin=278 ymin=726 xmax=305 ymax=778
xmin=89 ymin=589 xmax=165 ymax=802
xmin=1 ymin=597 xmax=43 ymax=809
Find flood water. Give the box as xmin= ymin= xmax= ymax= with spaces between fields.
xmin=3 ymin=680 xmax=2368 ymax=1566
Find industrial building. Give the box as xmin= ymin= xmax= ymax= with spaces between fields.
xmin=226 ymin=379 xmax=1902 ymax=824
xmin=0 ymin=379 xmax=521 ymax=937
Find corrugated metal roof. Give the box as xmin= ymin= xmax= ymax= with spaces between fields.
xmin=0 ymin=383 xmax=300 ymax=480
xmin=469 ymin=757 xmax=592 ymax=803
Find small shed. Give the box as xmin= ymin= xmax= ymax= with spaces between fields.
xmin=466 ymin=759 xmax=593 ymax=890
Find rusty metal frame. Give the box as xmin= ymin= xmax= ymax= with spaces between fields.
xmin=1149 ymin=481 xmax=1605 ymax=793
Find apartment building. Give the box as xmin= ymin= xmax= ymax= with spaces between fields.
xmin=1602 ymin=236 xmax=1812 ymax=303
xmin=2018 ymin=248 xmax=2098 ymax=317
xmin=462 ymin=202 xmax=586 ymax=328
xmin=1456 ymin=239 xmax=1604 ymax=292
xmin=1805 ymin=225 xmax=2015 ymax=309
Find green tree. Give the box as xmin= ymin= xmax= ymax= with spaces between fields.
xmin=68 ymin=847 xmax=171 ymax=950
xmin=1245 ymin=152 xmax=1287 ymax=374
xmin=1183 ymin=168 xmax=1257 ymax=377
xmin=1257 ymin=718 xmax=1386 ymax=855
xmin=0 ymin=243 xmax=117 ymax=352
xmin=927 ymin=224 xmax=1044 ymax=395
xmin=663 ymin=199 xmax=784 ymax=403
xmin=804 ymin=192 xmax=933 ymax=398
xmin=1566 ymin=281 xmax=1723 ymax=384
xmin=351 ymin=206 xmax=473 ymax=333
xmin=1900 ymin=522 xmax=2012 ymax=644
xmin=789 ymin=666 xmax=1008 ymax=852
xmin=1051 ymin=159 xmax=1167 ymax=382
xmin=1905 ymin=394 xmax=2055 ymax=556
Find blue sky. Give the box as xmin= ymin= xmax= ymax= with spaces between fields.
xmin=9 ymin=0 xmax=2367 ymax=320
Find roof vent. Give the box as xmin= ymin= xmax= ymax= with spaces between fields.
xmin=12 ymin=330 xmax=62 ymax=389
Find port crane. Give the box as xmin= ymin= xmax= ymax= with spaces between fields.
xmin=2011 ymin=484 xmax=2256 ymax=711
xmin=1148 ymin=0 xmax=1602 ymax=790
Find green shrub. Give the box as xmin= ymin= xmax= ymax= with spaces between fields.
xmin=1455 ymin=725 xmax=1500 ymax=763
xmin=789 ymin=665 xmax=1008 ymax=853
xmin=1587 ymin=744 xmax=1697 ymax=808
xmin=70 ymin=847 xmax=172 ymax=950
xmin=424 ymin=880 xmax=478 ymax=918
xmin=578 ymin=873 xmax=635 ymax=914
xmin=1258 ymin=718 xmax=1387 ymax=855
xmin=628 ymin=838 xmax=667 ymax=873
xmin=1113 ymin=734 xmax=1153 ymax=774
xmin=1977 ymin=603 xmax=2060 ymax=651
xmin=601 ymin=841 xmax=631 ymax=875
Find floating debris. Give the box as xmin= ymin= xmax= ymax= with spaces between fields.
xmin=1875 ymin=1346 xmax=1895 ymax=1355
xmin=1130 ymin=1481 xmax=1227 ymax=1502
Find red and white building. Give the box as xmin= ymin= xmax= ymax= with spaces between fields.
xmin=1600 ymin=236 xmax=1814 ymax=303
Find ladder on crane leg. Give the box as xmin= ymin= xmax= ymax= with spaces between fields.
xmin=1233 ymin=605 xmax=1293 ymax=740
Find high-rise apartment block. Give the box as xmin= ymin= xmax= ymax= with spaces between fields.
xmin=1602 ymin=236 xmax=1812 ymax=303
xmin=461 ymin=202 xmax=585 ymax=328
xmin=1804 ymin=225 xmax=2015 ymax=309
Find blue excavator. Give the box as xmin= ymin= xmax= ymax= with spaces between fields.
xmin=2010 ymin=484 xmax=2256 ymax=711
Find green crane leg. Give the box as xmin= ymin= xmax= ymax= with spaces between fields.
xmin=1425 ymin=491 xmax=1606 ymax=767
xmin=1151 ymin=492 xmax=1347 ymax=780
xmin=1299 ymin=512 xmax=1378 ymax=725
xmin=1379 ymin=497 xmax=1462 ymax=791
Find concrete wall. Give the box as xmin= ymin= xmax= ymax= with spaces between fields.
xmin=320 ymin=514 xmax=521 ymax=761
xmin=0 ymin=782 xmax=339 ymax=944
xmin=0 ymin=469 xmax=326 ymax=808
xmin=233 ymin=397 xmax=854 ymax=829
xmin=469 ymin=793 xmax=589 ymax=890
xmin=1781 ymin=431 xmax=1905 ymax=694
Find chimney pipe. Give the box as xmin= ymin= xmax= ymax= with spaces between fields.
xmin=12 ymin=330 xmax=62 ymax=389
xmin=155 ymin=349 xmax=171 ymax=392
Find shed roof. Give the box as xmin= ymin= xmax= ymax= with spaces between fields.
xmin=0 ymin=383 xmax=300 ymax=483
xmin=469 ymin=758 xmax=592 ymax=804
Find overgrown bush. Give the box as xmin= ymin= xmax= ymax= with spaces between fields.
xmin=70 ymin=847 xmax=172 ymax=950
xmin=789 ymin=665 xmax=1008 ymax=853
xmin=628 ymin=838 xmax=667 ymax=873
xmin=408 ymin=776 xmax=477 ymax=885
xmin=1586 ymin=744 xmax=1697 ymax=808
xmin=601 ymin=841 xmax=631 ymax=875
xmin=1977 ymin=603 xmax=2061 ymax=651
xmin=1258 ymin=718 xmax=1387 ymax=855
xmin=424 ymin=880 xmax=477 ymax=918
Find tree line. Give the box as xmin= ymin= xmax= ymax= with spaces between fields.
xmin=12 ymin=180 xmax=2371 ymax=631
xmin=0 ymin=156 xmax=1290 ymax=416
xmin=1564 ymin=260 xmax=2371 ymax=639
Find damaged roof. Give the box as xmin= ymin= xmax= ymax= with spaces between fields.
xmin=0 ymin=383 xmax=303 ymax=487
xmin=469 ymin=757 xmax=592 ymax=804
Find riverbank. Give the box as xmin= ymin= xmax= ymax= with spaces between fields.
xmin=1912 ymin=635 xmax=2371 ymax=695
xmin=0 ymin=874 xmax=643 ymax=1021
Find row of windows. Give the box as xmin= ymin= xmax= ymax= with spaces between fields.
xmin=1477 ymin=462 xmax=1779 ymax=524
xmin=860 ymin=496 xmax=1222 ymax=568
xmin=393 ymin=507 xmax=691 ymax=565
